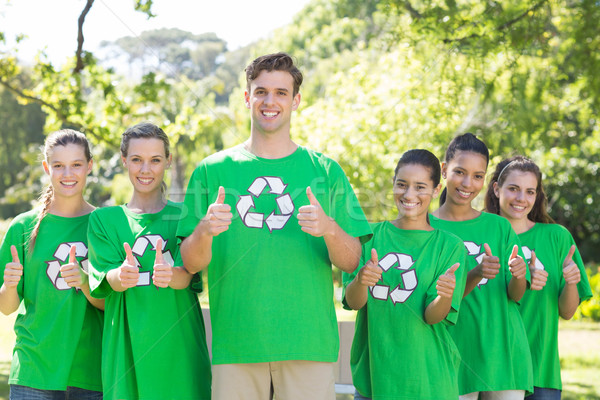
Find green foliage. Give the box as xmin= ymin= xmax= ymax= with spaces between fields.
xmin=250 ymin=0 xmax=600 ymax=260
xmin=133 ymin=0 xmax=155 ymax=18
xmin=103 ymin=29 xmax=227 ymax=80
xmin=0 ymin=87 xmax=45 ymax=218
xmin=1 ymin=0 xmax=600 ymax=262
xmin=579 ymin=268 xmax=600 ymax=321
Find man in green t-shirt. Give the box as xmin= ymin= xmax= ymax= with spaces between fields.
xmin=177 ymin=52 xmax=372 ymax=400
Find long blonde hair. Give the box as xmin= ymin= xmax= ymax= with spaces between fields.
xmin=28 ymin=130 xmax=92 ymax=252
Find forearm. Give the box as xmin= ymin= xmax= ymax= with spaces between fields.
xmin=169 ymin=267 xmax=193 ymax=290
xmin=180 ymin=227 xmax=213 ymax=274
xmin=79 ymin=282 xmax=105 ymax=310
xmin=463 ymin=268 xmax=483 ymax=297
xmin=344 ymin=277 xmax=369 ymax=310
xmin=323 ymin=223 xmax=361 ymax=273
xmin=508 ymin=276 xmax=527 ymax=302
xmin=424 ymin=296 xmax=452 ymax=325
xmin=0 ymin=285 xmax=20 ymax=315
xmin=559 ymin=284 xmax=580 ymax=320
xmin=106 ymin=269 xmax=128 ymax=292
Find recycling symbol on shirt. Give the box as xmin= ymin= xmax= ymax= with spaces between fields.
xmin=236 ymin=176 xmax=295 ymax=232
xmin=369 ymin=252 xmax=418 ymax=304
xmin=46 ymin=241 xmax=88 ymax=290
xmin=522 ymin=246 xmax=545 ymax=270
xmin=130 ymin=234 xmax=174 ymax=287
xmin=463 ymin=241 xmax=488 ymax=288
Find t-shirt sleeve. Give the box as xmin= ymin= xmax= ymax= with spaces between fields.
xmin=0 ymin=218 xmax=27 ymax=300
xmin=327 ymin=161 xmax=372 ymax=244
xmin=505 ymin=224 xmax=530 ymax=296
xmin=558 ymin=227 xmax=593 ymax=302
xmin=87 ymin=211 xmax=123 ymax=298
xmin=425 ymin=237 xmax=467 ymax=325
xmin=447 ymin=241 xmax=468 ymax=324
xmin=341 ymin=240 xmax=372 ymax=310
xmin=173 ymin=248 xmax=203 ymax=293
xmin=176 ymin=165 xmax=210 ymax=241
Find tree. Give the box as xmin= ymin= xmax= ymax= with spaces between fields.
xmin=250 ymin=0 xmax=600 ymax=261
xmin=102 ymin=29 xmax=227 ymax=80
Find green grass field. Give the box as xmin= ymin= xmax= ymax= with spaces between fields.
xmin=0 ymin=313 xmax=597 ymax=399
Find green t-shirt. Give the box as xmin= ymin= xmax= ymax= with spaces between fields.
xmin=342 ymin=222 xmax=467 ymax=400
xmin=0 ymin=210 xmax=103 ymax=391
xmin=88 ymin=202 xmax=211 ymax=400
xmin=430 ymin=212 xmax=533 ymax=395
xmin=518 ymin=223 xmax=593 ymax=390
xmin=176 ymin=145 xmax=372 ymax=364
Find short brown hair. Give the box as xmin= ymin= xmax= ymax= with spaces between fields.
xmin=245 ymin=52 xmax=303 ymax=96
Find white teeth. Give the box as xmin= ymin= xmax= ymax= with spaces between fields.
xmin=512 ymin=205 xmax=525 ymax=210
xmin=61 ymin=181 xmax=76 ymax=187
xmin=263 ymin=111 xmax=277 ymax=117
xmin=402 ymin=201 xmax=418 ymax=207
xmin=457 ymin=189 xmax=471 ymax=198
xmin=138 ymin=178 xmax=153 ymax=184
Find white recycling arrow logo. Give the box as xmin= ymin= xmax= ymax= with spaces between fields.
xmin=46 ymin=241 xmax=88 ymax=290
xmin=236 ymin=176 xmax=295 ymax=232
xmin=463 ymin=241 xmax=488 ymax=288
xmin=130 ymin=234 xmax=174 ymax=287
xmin=522 ymin=246 xmax=545 ymax=270
xmin=369 ymin=252 xmax=418 ymax=304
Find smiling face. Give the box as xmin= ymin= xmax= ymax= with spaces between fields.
xmin=394 ymin=163 xmax=441 ymax=221
xmin=43 ymin=143 xmax=92 ymax=200
xmin=244 ymin=70 xmax=301 ymax=137
xmin=441 ymin=150 xmax=488 ymax=207
xmin=494 ymin=169 xmax=538 ymax=223
xmin=122 ymin=138 xmax=171 ymax=196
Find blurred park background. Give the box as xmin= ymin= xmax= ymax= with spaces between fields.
xmin=0 ymin=0 xmax=599 ymax=398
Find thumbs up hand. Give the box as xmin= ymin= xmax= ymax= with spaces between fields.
xmin=298 ymin=186 xmax=334 ymax=237
xmin=357 ymin=249 xmax=383 ymax=287
xmin=508 ymin=245 xmax=527 ymax=280
xmin=117 ymin=242 xmax=140 ymax=289
xmin=479 ymin=243 xmax=501 ymax=280
xmin=562 ymin=245 xmax=581 ymax=285
xmin=529 ymin=250 xmax=548 ymax=291
xmin=4 ymin=245 xmax=23 ymax=288
xmin=60 ymin=245 xmax=87 ymax=287
xmin=152 ymin=238 xmax=173 ymax=288
xmin=202 ymin=186 xmax=232 ymax=236
xmin=436 ymin=263 xmax=460 ymax=299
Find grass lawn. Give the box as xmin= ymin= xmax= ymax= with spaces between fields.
xmin=0 ymin=312 xmax=597 ymax=400
xmin=559 ymin=320 xmax=600 ymax=400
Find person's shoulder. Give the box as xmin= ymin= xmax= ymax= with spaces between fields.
xmin=434 ymin=227 xmax=464 ymax=247
xmin=369 ymin=221 xmax=387 ymax=233
xmin=9 ymin=209 xmax=39 ymax=228
xmin=301 ymin=146 xmax=338 ymax=164
xmin=90 ymin=205 xmax=124 ymax=220
xmin=164 ymin=200 xmax=183 ymax=214
xmin=534 ymin=222 xmax=572 ymax=240
xmin=199 ymin=145 xmax=247 ymax=167
xmin=479 ymin=211 xmax=511 ymax=227
xmin=300 ymin=146 xmax=346 ymax=175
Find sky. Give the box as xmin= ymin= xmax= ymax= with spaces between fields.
xmin=0 ymin=0 xmax=311 ymax=65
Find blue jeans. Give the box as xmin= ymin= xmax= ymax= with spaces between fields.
xmin=10 ymin=385 xmax=102 ymax=400
xmin=526 ymin=387 xmax=561 ymax=400
xmin=354 ymin=389 xmax=372 ymax=400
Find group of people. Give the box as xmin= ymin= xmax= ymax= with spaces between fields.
xmin=0 ymin=51 xmax=592 ymax=400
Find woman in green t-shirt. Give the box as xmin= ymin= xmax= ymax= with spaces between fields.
xmin=343 ymin=149 xmax=467 ymax=400
xmin=430 ymin=133 xmax=533 ymax=399
xmin=0 ymin=130 xmax=104 ymax=399
xmin=87 ymin=122 xmax=211 ymax=400
xmin=484 ymin=155 xmax=592 ymax=400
